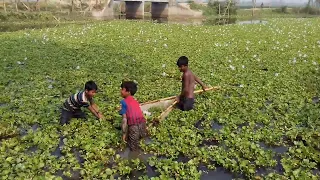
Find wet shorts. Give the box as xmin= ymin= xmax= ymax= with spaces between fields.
xmin=176 ymin=97 xmax=195 ymax=111
xmin=128 ymin=123 xmax=147 ymax=151
xmin=60 ymin=108 xmax=87 ymax=125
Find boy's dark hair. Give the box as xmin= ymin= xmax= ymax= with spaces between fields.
xmin=85 ymin=81 xmax=98 ymax=91
xmin=177 ymin=56 xmax=189 ymax=67
xmin=121 ymin=81 xmax=137 ymax=95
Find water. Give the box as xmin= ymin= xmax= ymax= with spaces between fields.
xmin=312 ymin=96 xmax=319 ymax=104
xmin=195 ymin=119 xmax=205 ymax=129
xmin=0 ymin=22 xmax=81 ymax=32
xmin=118 ymin=147 xmax=159 ymax=178
xmin=256 ymin=155 xmax=284 ymax=176
xmin=0 ymin=103 xmax=8 ymax=107
xmin=32 ymin=123 xmax=39 ymax=131
xmin=313 ymin=168 xmax=320 ymax=175
xmin=19 ymin=123 xmax=39 ymax=137
xmin=72 ymin=148 xmax=85 ymax=167
xmin=211 ymin=121 xmax=223 ymax=131
xmin=26 ymin=145 xmax=38 ymax=155
xmin=199 ymin=165 xmax=234 ymax=180
xmin=237 ymin=20 xmax=268 ymax=25
xmin=259 ymin=142 xmax=288 ymax=154
xmin=176 ymin=154 xmax=190 ymax=163
xmin=51 ymin=135 xmax=65 ymax=158
xmin=200 ymin=139 xmax=219 ymax=147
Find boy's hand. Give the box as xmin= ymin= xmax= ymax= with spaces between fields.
xmin=176 ymin=96 xmax=180 ymax=103
xmin=122 ymin=134 xmax=127 ymax=143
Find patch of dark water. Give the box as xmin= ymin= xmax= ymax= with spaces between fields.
xmin=0 ymin=103 xmax=8 ymax=107
xmin=256 ymin=155 xmax=284 ymax=176
xmin=32 ymin=123 xmax=39 ymax=131
xmin=211 ymin=121 xmax=223 ymax=131
xmin=195 ymin=118 xmax=205 ymax=130
xmin=19 ymin=126 xmax=28 ymax=137
xmin=312 ymin=96 xmax=319 ymax=104
xmin=51 ymin=135 xmax=65 ymax=158
xmin=200 ymin=139 xmax=219 ymax=147
xmin=237 ymin=20 xmax=268 ymax=25
xmin=199 ymin=164 xmax=234 ymax=180
xmin=237 ymin=122 xmax=249 ymax=130
xmin=175 ymin=154 xmax=191 ymax=163
xmin=254 ymin=123 xmax=265 ymax=131
xmin=259 ymin=142 xmax=288 ymax=154
xmin=118 ymin=147 xmax=159 ymax=179
xmin=144 ymin=137 xmax=153 ymax=145
xmin=118 ymin=147 xmax=154 ymax=163
xmin=26 ymin=145 xmax=38 ymax=155
xmin=72 ymin=148 xmax=85 ymax=167
xmin=312 ymin=168 xmax=320 ymax=175
xmin=55 ymin=170 xmax=68 ymax=180
xmin=55 ymin=168 xmax=81 ymax=180
xmin=265 ymin=99 xmax=273 ymax=106
xmin=18 ymin=123 xmax=40 ymax=137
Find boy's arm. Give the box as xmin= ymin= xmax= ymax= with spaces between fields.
xmin=88 ymin=104 xmax=103 ymax=119
xmin=119 ymin=100 xmax=128 ymax=142
xmin=88 ymin=99 xmax=103 ymax=119
xmin=121 ymin=114 xmax=128 ymax=142
xmin=194 ymin=74 xmax=207 ymax=91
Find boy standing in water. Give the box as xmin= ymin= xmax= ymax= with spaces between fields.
xmin=119 ymin=81 xmax=147 ymax=151
xmin=60 ymin=81 xmax=103 ymax=125
xmin=176 ymin=56 xmax=207 ymax=111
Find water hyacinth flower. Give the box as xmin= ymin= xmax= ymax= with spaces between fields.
xmin=229 ymin=65 xmax=235 ymax=70
xmin=312 ymin=61 xmax=317 ymax=65
xmin=162 ymin=64 xmax=166 ymax=68
xmin=162 ymin=72 xmax=167 ymax=77
xmin=242 ymin=65 xmax=245 ymax=69
xmin=76 ymin=66 xmax=80 ymax=70
xmin=239 ymin=84 xmax=244 ymax=88
xmin=143 ymin=110 xmax=152 ymax=116
xmin=163 ymin=44 xmax=168 ymax=48
xmin=292 ymin=58 xmax=297 ymax=64
xmin=275 ymin=73 xmax=279 ymax=77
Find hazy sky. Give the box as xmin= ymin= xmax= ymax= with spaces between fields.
xmin=240 ymin=0 xmax=308 ymax=3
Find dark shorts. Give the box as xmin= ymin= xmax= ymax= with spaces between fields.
xmin=128 ymin=123 xmax=147 ymax=151
xmin=176 ymin=97 xmax=195 ymax=111
xmin=60 ymin=108 xmax=87 ymax=125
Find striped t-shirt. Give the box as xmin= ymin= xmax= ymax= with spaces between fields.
xmin=63 ymin=91 xmax=93 ymax=111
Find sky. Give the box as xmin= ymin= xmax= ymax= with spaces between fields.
xmin=239 ymin=0 xmax=308 ymax=4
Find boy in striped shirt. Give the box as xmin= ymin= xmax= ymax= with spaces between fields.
xmin=60 ymin=81 xmax=103 ymax=125
xmin=119 ymin=81 xmax=147 ymax=151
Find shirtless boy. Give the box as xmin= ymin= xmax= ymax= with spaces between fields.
xmin=176 ymin=56 xmax=207 ymax=111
